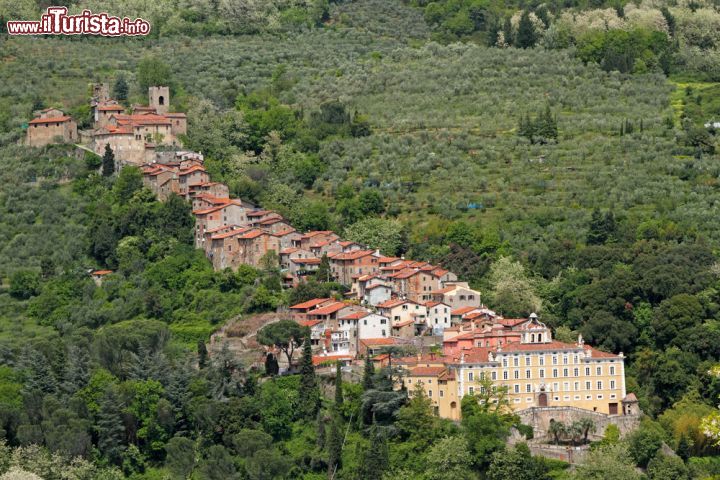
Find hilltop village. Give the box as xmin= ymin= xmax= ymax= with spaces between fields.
xmin=25 ymin=84 xmax=637 ymax=428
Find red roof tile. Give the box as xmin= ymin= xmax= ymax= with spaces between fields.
xmin=290 ymin=298 xmax=331 ymax=310
xmin=308 ymin=302 xmax=348 ymax=316
xmin=29 ymin=116 xmax=72 ymax=124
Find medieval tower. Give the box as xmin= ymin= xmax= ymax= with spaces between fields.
xmin=148 ymin=86 xmax=170 ymax=115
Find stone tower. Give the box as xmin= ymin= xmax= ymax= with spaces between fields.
xmin=148 ymin=86 xmax=170 ymax=115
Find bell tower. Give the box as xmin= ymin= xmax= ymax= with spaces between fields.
xmin=148 ymin=86 xmax=170 ymax=115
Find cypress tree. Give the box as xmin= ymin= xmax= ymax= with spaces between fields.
xmin=587 ymin=208 xmax=607 ymax=245
xmin=357 ymin=420 xmax=389 ymax=480
xmin=317 ymin=411 xmax=327 ymax=449
xmin=197 ymin=340 xmax=208 ymax=369
xmin=502 ymin=17 xmax=513 ymax=46
xmin=102 ymin=143 xmax=115 ymax=177
xmin=97 ymin=386 xmax=126 ymax=465
xmin=602 ymin=210 xmax=617 ymax=243
xmin=298 ymin=336 xmax=320 ymax=420
xmin=326 ymin=413 xmax=342 ymax=478
xmin=516 ymin=11 xmax=537 ymax=49
xmin=335 ymin=362 xmax=343 ymax=407
xmin=362 ymin=355 xmax=375 ymax=391
xmin=113 ymin=74 xmax=128 ymax=103
xmin=317 ymin=253 xmax=331 ymax=282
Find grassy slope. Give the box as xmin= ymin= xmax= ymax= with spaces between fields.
xmin=2 ymin=0 xmax=720 ymax=269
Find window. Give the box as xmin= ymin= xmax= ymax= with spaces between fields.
xmin=514 ymin=370 xmax=519 ymax=379
xmin=491 ymin=372 xmax=497 ymax=381
xmin=503 ymin=371 xmax=508 ymax=380
xmin=597 ymin=381 xmax=603 ymax=390
xmin=468 ymin=372 xmax=474 ymax=382
xmin=468 ymin=386 xmax=474 ymax=394
xmin=552 ymin=369 xmax=558 ymax=378
xmin=439 ymin=390 xmax=444 ymax=398
xmin=610 ymin=380 xmax=616 ymax=389
xmin=513 ymin=357 xmax=519 ymax=367
xmin=381 ymin=330 xmax=386 ymax=337
xmin=563 ymin=356 xmax=568 ymax=365
xmin=525 ymin=356 xmax=531 ymax=366
xmin=552 ymin=356 xmax=558 ymax=365
xmin=586 ymin=381 xmax=591 ymax=390
xmin=380 ymin=319 xmax=386 ymax=324
xmin=525 ymin=370 xmax=531 ymax=379
xmin=502 ymin=358 xmax=508 ymax=367
xmin=514 ymin=384 xmax=520 ymax=393
xmin=526 ymin=384 xmax=532 ymax=393
xmin=597 ymin=394 xmax=603 ymax=400
xmin=609 ymin=366 xmax=615 ymax=375
xmin=574 ymin=382 xmax=579 ymax=391
xmin=539 ymin=356 xmax=545 ymax=366
xmin=573 ymin=368 xmax=579 ymax=377
xmin=596 ymin=366 xmax=602 ymax=376
xmin=563 ymin=368 xmax=568 ymax=377
xmin=585 ymin=367 xmax=591 ymax=376
xmin=539 ymin=369 xmax=545 ymax=378
xmin=563 ymin=382 xmax=569 ymax=391
xmin=428 ymin=390 xmax=432 ymax=397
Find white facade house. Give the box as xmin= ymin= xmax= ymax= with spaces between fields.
xmin=426 ymin=301 xmax=452 ymax=335
xmin=364 ymin=284 xmax=393 ymax=306
xmin=358 ymin=313 xmax=391 ymax=340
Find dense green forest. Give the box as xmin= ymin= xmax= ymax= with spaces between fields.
xmin=2 ymin=0 xmax=720 ymax=478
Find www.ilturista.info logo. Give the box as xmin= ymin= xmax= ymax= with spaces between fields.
xmin=6 ymin=7 xmax=151 ymax=36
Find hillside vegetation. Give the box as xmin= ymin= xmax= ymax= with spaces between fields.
xmin=1 ymin=0 xmax=720 ymax=478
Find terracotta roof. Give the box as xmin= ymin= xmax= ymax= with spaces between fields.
xmin=338 ymin=241 xmax=359 ymax=247
xmin=29 ymin=116 xmax=72 ymax=124
xmin=430 ymin=268 xmax=450 ymax=277
xmin=210 ymin=227 xmax=251 ymax=240
xmin=91 ymin=269 xmax=113 ymax=275
xmin=451 ymin=306 xmax=479 ymax=316
xmin=450 ymin=347 xmax=493 ymax=364
xmin=274 ymin=228 xmax=297 ymax=236
xmin=377 ymin=298 xmax=421 ymax=309
xmin=378 ymin=256 xmax=400 ymax=263
xmin=366 ymin=284 xmax=391 ymax=291
xmin=308 ymin=302 xmax=348 ymax=316
xmin=390 ymin=268 xmax=425 ymax=279
xmin=247 ymin=210 xmax=273 ymax=217
xmin=178 ymin=165 xmax=206 ymax=175
xmin=290 ymin=298 xmax=331 ymax=310
xmin=298 ymin=320 xmax=323 ymax=327
xmin=281 ymin=248 xmax=299 ymax=254
xmin=260 ymin=217 xmax=285 ymax=225
xmin=329 ymin=249 xmax=375 ymax=261
xmin=425 ymin=301 xmax=449 ymax=308
xmin=98 ymin=104 xmax=124 ymax=111
xmin=623 ymin=393 xmax=638 ymax=402
xmin=408 ymin=366 xmax=446 ymax=377
xmin=313 ymin=354 xmax=353 ymax=366
xmin=291 ymin=258 xmax=321 ymax=265
xmin=430 ymin=286 xmax=456 ymax=294
xmin=239 ymin=229 xmax=267 ymax=240
xmin=340 ymin=311 xmax=371 ymax=320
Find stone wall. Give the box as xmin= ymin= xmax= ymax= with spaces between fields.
xmin=517 ymin=406 xmax=641 ymax=439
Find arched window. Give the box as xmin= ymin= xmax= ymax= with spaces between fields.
xmin=531 ymin=333 xmax=535 ymax=342
xmin=158 ymin=95 xmax=165 ymax=105
xmin=537 ymin=333 xmax=543 ymax=342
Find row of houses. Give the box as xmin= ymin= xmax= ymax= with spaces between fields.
xmin=297 ymin=295 xmax=636 ymax=421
